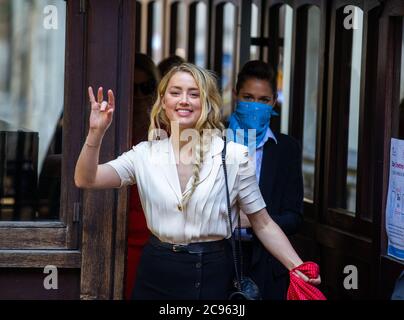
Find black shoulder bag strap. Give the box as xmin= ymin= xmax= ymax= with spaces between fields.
xmin=221 ymin=136 xmax=244 ymax=291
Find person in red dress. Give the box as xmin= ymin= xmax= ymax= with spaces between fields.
xmin=125 ymin=53 xmax=160 ymax=299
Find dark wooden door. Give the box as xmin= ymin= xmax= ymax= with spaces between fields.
xmin=0 ymin=0 xmax=136 ymax=300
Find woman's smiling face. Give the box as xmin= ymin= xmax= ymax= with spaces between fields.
xmin=162 ymin=71 xmax=202 ymax=130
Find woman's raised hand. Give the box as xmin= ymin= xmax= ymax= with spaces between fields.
xmin=88 ymin=86 xmax=115 ymax=135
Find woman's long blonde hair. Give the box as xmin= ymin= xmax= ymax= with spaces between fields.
xmin=149 ymin=63 xmax=224 ymax=208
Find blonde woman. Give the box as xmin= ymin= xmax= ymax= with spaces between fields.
xmin=74 ymin=63 xmax=320 ymax=300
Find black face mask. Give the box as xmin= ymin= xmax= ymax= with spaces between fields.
xmin=134 ymin=79 xmax=156 ymax=96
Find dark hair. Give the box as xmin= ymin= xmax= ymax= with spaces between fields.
xmin=135 ymin=53 xmax=160 ymax=83
xmin=235 ymin=60 xmax=277 ymax=98
xmin=134 ymin=53 xmax=160 ymax=97
xmin=158 ymin=55 xmax=186 ymax=77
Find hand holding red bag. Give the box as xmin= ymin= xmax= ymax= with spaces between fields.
xmin=287 ymin=262 xmax=327 ymax=300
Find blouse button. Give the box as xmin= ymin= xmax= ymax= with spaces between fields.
xmin=177 ymin=204 xmax=183 ymax=211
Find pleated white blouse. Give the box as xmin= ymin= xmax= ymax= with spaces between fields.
xmin=106 ymin=135 xmax=266 ymax=245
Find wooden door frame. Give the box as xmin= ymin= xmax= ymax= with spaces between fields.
xmin=66 ymin=0 xmax=135 ymax=300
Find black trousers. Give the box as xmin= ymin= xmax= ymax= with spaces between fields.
xmin=132 ymin=237 xmax=234 ymax=300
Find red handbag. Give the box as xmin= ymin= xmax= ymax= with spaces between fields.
xmin=287 ymin=262 xmax=327 ymax=300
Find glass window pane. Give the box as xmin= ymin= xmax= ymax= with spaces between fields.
xmin=262 ymin=7 xmax=269 ymax=64
xmin=250 ymin=3 xmax=259 ymax=60
xmin=277 ymin=5 xmax=293 ymax=134
xmin=0 ymin=0 xmax=66 ymax=220
xmin=174 ymin=2 xmax=186 ymax=58
xmin=221 ymin=3 xmax=236 ymax=117
xmin=195 ymin=2 xmax=207 ymax=67
xmin=302 ymin=6 xmax=321 ymax=202
xmin=250 ymin=45 xmax=259 ymax=60
xmin=151 ymin=0 xmax=163 ymax=63
xmin=346 ymin=7 xmax=363 ymax=212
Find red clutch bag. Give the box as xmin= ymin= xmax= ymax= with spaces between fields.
xmin=287 ymin=262 xmax=327 ymax=300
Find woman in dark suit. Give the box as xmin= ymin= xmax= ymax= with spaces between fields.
xmin=228 ymin=60 xmax=304 ymax=300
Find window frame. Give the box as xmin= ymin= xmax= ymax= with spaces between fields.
xmin=188 ymin=1 xmax=210 ymax=67
xmin=264 ymin=0 xmax=295 ymax=133
xmin=0 ymin=0 xmax=81 ymax=258
xmin=211 ymin=0 xmax=239 ymax=116
xmin=322 ymin=0 xmax=381 ymax=237
xmin=288 ymin=2 xmax=325 ymax=221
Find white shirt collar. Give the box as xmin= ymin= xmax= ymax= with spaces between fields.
xmin=257 ymin=127 xmax=277 ymax=149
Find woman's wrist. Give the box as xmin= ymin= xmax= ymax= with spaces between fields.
xmin=86 ymin=129 xmax=104 ymax=147
xmin=85 ymin=140 xmax=100 ymax=148
xmin=288 ymin=259 xmax=304 ymax=271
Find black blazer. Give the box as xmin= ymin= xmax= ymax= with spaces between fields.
xmin=258 ymin=132 xmax=303 ymax=235
xmin=250 ymin=132 xmax=304 ymax=299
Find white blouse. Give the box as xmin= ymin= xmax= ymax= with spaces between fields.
xmin=106 ymin=135 xmax=266 ymax=244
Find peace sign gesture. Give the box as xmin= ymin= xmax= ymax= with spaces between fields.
xmin=88 ymin=86 xmax=115 ymax=135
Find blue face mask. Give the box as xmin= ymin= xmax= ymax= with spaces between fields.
xmin=228 ymin=100 xmax=278 ymax=149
